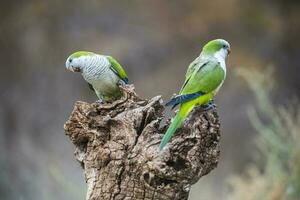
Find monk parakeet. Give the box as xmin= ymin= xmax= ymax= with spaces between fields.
xmin=65 ymin=51 xmax=129 ymax=102
xmin=159 ymin=39 xmax=230 ymax=150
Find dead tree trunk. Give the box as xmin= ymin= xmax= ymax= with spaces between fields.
xmin=64 ymin=85 xmax=221 ymax=200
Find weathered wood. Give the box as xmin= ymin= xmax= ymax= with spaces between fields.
xmin=64 ymin=85 xmax=221 ymax=200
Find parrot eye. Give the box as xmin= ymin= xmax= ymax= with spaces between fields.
xmin=223 ymin=44 xmax=227 ymax=48
xmin=68 ymin=58 xmax=73 ymax=63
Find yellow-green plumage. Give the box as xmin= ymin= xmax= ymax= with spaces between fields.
xmin=159 ymin=93 xmax=213 ymax=150
xmin=159 ymin=39 xmax=230 ymax=150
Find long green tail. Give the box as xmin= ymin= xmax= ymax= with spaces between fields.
xmin=159 ymin=93 xmax=213 ymax=150
xmin=159 ymin=102 xmax=194 ymax=150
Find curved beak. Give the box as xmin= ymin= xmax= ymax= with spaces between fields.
xmin=227 ymin=48 xmax=231 ymax=55
xmin=69 ymin=66 xmax=81 ymax=73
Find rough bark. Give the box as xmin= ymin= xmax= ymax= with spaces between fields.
xmin=64 ymin=85 xmax=221 ymax=200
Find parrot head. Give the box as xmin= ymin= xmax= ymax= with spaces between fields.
xmin=65 ymin=51 xmax=95 ymax=73
xmin=201 ymin=39 xmax=231 ymax=59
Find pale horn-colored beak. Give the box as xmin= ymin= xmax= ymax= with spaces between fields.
xmin=70 ymin=66 xmax=81 ymax=72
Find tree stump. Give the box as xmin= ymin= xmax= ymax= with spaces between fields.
xmin=64 ymin=85 xmax=221 ymax=200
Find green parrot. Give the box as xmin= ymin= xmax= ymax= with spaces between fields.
xmin=65 ymin=51 xmax=129 ymax=102
xmin=159 ymin=39 xmax=230 ymax=150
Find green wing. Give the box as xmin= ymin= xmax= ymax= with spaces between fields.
xmin=179 ymin=57 xmax=208 ymax=94
xmin=180 ymin=59 xmax=225 ymax=95
xmin=165 ymin=57 xmax=224 ymax=109
xmin=106 ymin=56 xmax=129 ymax=83
xmin=184 ymin=56 xmax=201 ymax=80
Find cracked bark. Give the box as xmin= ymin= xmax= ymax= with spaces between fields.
xmin=64 ymin=85 xmax=221 ymax=200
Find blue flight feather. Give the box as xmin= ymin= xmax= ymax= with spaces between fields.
xmin=165 ymin=91 xmax=204 ymax=108
xmin=123 ymin=77 xmax=129 ymax=84
xmin=110 ymin=66 xmax=129 ymax=84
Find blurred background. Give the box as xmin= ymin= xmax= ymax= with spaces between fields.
xmin=1 ymin=0 xmax=300 ymax=199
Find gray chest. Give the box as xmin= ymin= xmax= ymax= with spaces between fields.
xmin=81 ymin=55 xmax=120 ymax=95
xmin=88 ymin=69 xmax=120 ymax=93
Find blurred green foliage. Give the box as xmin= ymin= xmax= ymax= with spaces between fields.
xmin=228 ymin=67 xmax=300 ymax=200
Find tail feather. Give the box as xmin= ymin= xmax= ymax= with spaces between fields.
xmin=159 ymin=93 xmax=213 ymax=151
xmin=123 ymin=77 xmax=129 ymax=84
xmin=159 ymin=102 xmax=195 ymax=150
xmin=165 ymin=92 xmax=204 ymax=107
xmin=159 ymin=113 xmax=184 ymax=150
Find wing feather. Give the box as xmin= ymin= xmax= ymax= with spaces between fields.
xmin=180 ymin=59 xmax=225 ymax=95
xmin=106 ymin=56 xmax=129 ymax=84
xmin=179 ymin=59 xmax=209 ymax=94
xmin=166 ymin=57 xmax=225 ymax=107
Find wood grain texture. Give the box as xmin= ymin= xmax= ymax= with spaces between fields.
xmin=64 ymin=85 xmax=221 ymax=200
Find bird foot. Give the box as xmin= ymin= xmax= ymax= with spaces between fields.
xmin=199 ymin=100 xmax=216 ymax=112
xmin=117 ymin=80 xmax=127 ymax=86
xmin=96 ymin=99 xmax=104 ymax=104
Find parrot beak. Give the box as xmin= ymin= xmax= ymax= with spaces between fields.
xmin=66 ymin=64 xmax=81 ymax=73
xmin=70 ymin=66 xmax=82 ymax=73
xmin=66 ymin=65 xmax=81 ymax=73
